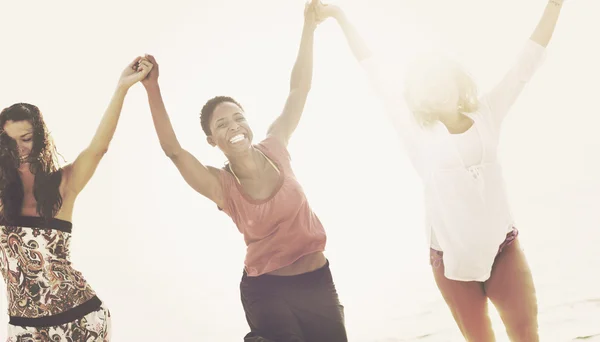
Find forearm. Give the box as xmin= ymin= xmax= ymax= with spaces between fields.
xmin=530 ymin=0 xmax=563 ymax=47
xmin=87 ymin=86 xmax=128 ymax=155
xmin=289 ymin=22 xmax=315 ymax=93
xmin=335 ymin=11 xmax=372 ymax=62
xmin=145 ymin=83 xmax=183 ymax=156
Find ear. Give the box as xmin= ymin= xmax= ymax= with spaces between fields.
xmin=206 ymin=136 xmax=217 ymax=147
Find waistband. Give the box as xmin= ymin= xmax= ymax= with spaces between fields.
xmin=242 ymin=259 xmax=331 ymax=285
xmin=9 ymin=296 xmax=102 ymax=327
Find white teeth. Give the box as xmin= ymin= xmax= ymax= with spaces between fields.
xmin=230 ymin=134 xmax=244 ymax=143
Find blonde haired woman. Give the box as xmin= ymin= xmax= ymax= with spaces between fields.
xmin=316 ymin=1 xmax=565 ymax=341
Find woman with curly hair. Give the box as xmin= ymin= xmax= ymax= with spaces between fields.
xmin=0 ymin=56 xmax=152 ymax=341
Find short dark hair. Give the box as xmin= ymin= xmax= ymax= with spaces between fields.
xmin=200 ymin=96 xmax=243 ymax=136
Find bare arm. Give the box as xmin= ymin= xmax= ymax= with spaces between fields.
xmin=318 ymin=3 xmax=420 ymax=146
xmin=267 ymin=0 xmax=320 ymax=147
xmin=531 ymin=0 xmax=564 ymax=48
xmin=64 ymin=57 xmax=153 ymax=195
xmin=322 ymin=4 xmax=402 ymax=104
xmin=142 ymin=56 xmax=224 ymax=207
xmin=329 ymin=7 xmax=371 ymax=62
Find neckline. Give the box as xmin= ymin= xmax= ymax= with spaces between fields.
xmin=438 ymin=113 xmax=486 ymax=169
xmin=230 ymin=144 xmax=285 ymax=205
xmin=0 ymin=216 xmax=73 ymax=232
xmin=18 ymin=215 xmax=72 ymax=223
xmin=442 ymin=114 xmax=476 ymax=136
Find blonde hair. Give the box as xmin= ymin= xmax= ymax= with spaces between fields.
xmin=403 ymin=55 xmax=479 ymax=127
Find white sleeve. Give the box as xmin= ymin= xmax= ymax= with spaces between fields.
xmin=481 ymin=39 xmax=547 ymax=127
xmin=359 ymin=56 xmax=422 ymax=150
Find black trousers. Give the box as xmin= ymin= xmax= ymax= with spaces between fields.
xmin=240 ymin=260 xmax=348 ymax=342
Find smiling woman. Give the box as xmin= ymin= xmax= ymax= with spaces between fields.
xmin=0 ymin=57 xmax=153 ymax=342
xmin=141 ymin=1 xmax=348 ymax=341
xmin=0 ymin=104 xmax=62 ymax=223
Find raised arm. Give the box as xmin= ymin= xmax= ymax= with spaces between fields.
xmin=141 ymin=55 xmax=224 ymax=208
xmin=321 ymin=4 xmax=371 ymax=62
xmin=531 ymin=0 xmax=564 ymax=48
xmin=317 ymin=3 xmax=420 ymax=145
xmin=484 ymin=0 xmax=564 ymax=127
xmin=267 ymin=0 xmax=321 ymax=147
xmin=63 ymin=57 xmax=153 ymax=196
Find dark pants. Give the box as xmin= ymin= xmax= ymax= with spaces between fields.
xmin=240 ymin=260 xmax=347 ymax=342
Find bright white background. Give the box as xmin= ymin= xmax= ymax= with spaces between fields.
xmin=0 ymin=0 xmax=598 ymax=341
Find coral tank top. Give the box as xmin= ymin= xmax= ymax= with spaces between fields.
xmin=219 ymin=135 xmax=327 ymax=276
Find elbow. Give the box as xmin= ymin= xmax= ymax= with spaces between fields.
xmin=292 ymin=84 xmax=312 ymax=96
xmin=162 ymin=145 xmax=182 ymax=159
xmin=301 ymin=84 xmax=312 ymax=94
xmin=290 ymin=76 xmax=312 ymax=94
xmin=89 ymin=146 xmax=109 ymax=158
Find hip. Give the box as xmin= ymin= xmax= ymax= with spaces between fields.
xmin=430 ymin=227 xmax=519 ymax=268
xmin=265 ymin=251 xmax=326 ymax=276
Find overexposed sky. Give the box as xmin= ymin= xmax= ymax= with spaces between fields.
xmin=0 ymin=0 xmax=598 ymax=340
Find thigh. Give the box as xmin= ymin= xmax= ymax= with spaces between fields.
xmin=294 ymin=284 xmax=347 ymax=342
xmin=240 ymin=281 xmax=305 ymax=342
xmin=484 ymin=238 xmax=539 ymax=342
xmin=431 ymin=249 xmax=496 ymax=342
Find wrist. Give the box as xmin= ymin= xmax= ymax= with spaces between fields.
xmin=143 ymin=82 xmax=161 ymax=96
xmin=115 ymin=83 xmax=130 ymax=95
xmin=303 ymin=20 xmax=317 ymax=32
xmin=143 ymin=81 xmax=160 ymax=92
xmin=332 ymin=8 xmax=344 ymax=20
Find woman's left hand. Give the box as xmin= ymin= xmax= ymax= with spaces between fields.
xmin=118 ymin=56 xmax=154 ymax=91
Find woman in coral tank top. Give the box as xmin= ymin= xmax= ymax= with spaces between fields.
xmin=142 ymin=1 xmax=347 ymax=341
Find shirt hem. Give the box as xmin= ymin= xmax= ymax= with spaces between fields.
xmin=244 ymin=245 xmax=326 ymax=277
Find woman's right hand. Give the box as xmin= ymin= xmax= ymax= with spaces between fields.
xmin=141 ymin=54 xmax=160 ymax=89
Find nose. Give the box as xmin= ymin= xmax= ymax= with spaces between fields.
xmin=17 ymin=143 xmax=30 ymax=155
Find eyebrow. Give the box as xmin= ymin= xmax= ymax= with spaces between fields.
xmin=20 ymin=132 xmax=33 ymax=138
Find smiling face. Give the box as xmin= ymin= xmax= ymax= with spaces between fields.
xmin=2 ymin=120 xmax=34 ymax=161
xmin=0 ymin=103 xmax=49 ymax=164
xmin=0 ymin=103 xmax=62 ymax=222
xmin=206 ymin=101 xmax=254 ymax=155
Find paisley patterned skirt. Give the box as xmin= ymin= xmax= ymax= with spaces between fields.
xmin=6 ymin=303 xmax=111 ymax=342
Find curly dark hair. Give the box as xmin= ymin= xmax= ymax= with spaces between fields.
xmin=200 ymin=96 xmax=243 ymax=136
xmin=0 ymin=103 xmax=63 ymax=223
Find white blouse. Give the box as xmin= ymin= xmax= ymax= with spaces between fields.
xmin=361 ymin=40 xmax=547 ymax=281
